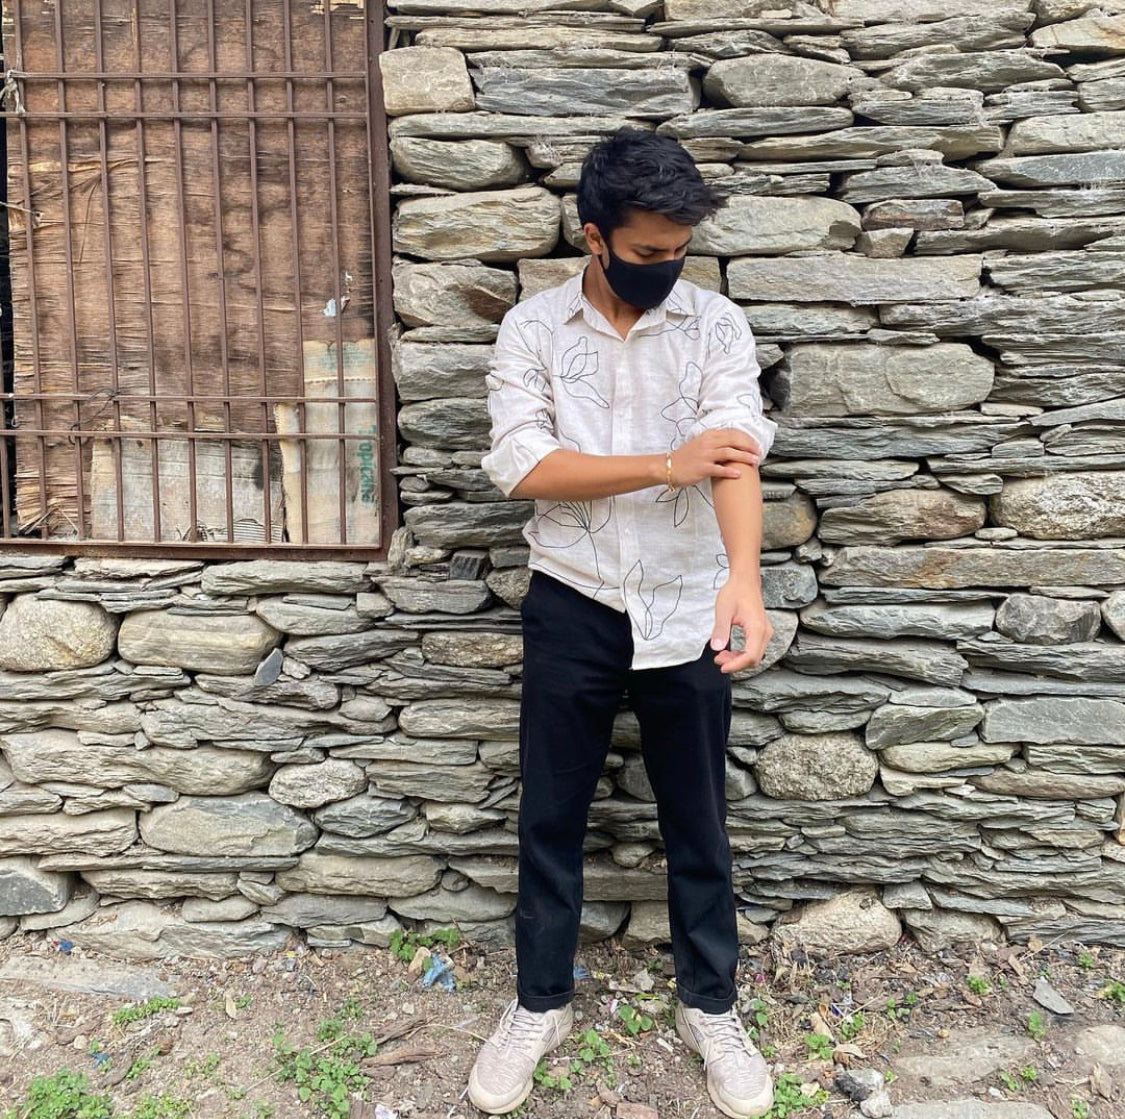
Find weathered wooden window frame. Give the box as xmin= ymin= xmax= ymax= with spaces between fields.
xmin=0 ymin=0 xmax=398 ymax=561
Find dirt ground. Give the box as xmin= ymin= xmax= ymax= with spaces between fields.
xmin=1 ymin=923 xmax=1123 ymax=1119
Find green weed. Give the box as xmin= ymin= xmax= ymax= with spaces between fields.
xmin=112 ymin=997 xmax=182 ymax=1028
xmin=1098 ymin=979 xmax=1125 ymax=1005
xmin=270 ymin=1004 xmax=378 ymax=1119
xmin=388 ymin=927 xmax=460 ymax=964
xmin=768 ymin=1072 xmax=828 ymax=1118
xmin=1 ymin=1069 xmax=113 ymax=1119
xmin=128 ymin=1095 xmax=192 ymax=1119
xmin=616 ymin=1003 xmax=654 ymax=1036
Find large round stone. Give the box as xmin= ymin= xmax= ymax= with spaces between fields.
xmin=392 ymin=186 xmax=560 ymax=263
xmin=773 ymin=887 xmax=901 ymax=955
xmin=269 ymin=761 xmax=367 ymax=809
xmin=391 ymin=138 xmax=529 ymax=192
xmin=0 ymin=856 xmax=73 ymax=917
xmin=996 ymin=593 xmax=1101 ymax=645
xmin=118 ymin=610 xmax=280 ymax=675
xmin=820 ymin=489 xmax=986 ymax=545
xmin=690 ymin=196 xmax=861 ymax=256
xmin=378 ymin=46 xmax=474 ymax=117
xmin=763 ymin=493 xmax=818 ymax=550
xmin=901 ymin=907 xmax=1003 ymax=954
xmin=139 ymin=793 xmax=317 ymax=856
xmin=704 ymin=54 xmax=863 ymax=108
xmin=990 ymin=472 xmax=1125 ymax=539
xmin=0 ymin=596 xmax=118 ymax=672
xmin=755 ymin=731 xmax=878 ymax=800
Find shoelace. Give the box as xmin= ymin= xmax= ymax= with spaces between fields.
xmin=703 ymin=1010 xmax=759 ymax=1067
xmin=493 ymin=999 xmax=546 ymax=1055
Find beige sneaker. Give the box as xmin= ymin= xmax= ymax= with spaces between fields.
xmin=676 ymin=1003 xmax=774 ymax=1119
xmin=467 ymin=997 xmax=574 ymax=1114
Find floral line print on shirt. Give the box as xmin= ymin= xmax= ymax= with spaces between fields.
xmin=651 ymin=312 xmax=702 ymax=342
xmin=522 ymin=426 xmax=616 ymax=600
xmin=623 ymin=556 xmax=684 ymax=642
xmin=514 ymin=315 xmax=554 ymax=366
xmin=707 ymin=309 xmax=743 ymax=357
xmin=706 ymin=310 xmax=757 ymax=591
xmin=713 ymin=550 xmax=728 ymax=590
xmin=656 ymin=359 xmax=714 ymax=528
xmin=560 ymin=334 xmax=609 ymax=408
xmin=513 ymin=316 xmax=610 ymax=409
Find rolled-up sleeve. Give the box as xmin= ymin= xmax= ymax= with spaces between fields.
xmin=685 ymin=300 xmax=778 ymax=463
xmin=480 ymin=311 xmax=564 ymax=499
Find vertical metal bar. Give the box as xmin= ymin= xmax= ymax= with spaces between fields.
xmin=132 ymin=0 xmax=163 ymax=542
xmin=92 ymin=0 xmax=127 ymax=541
xmin=367 ymin=1 xmax=397 ymax=553
xmin=0 ymin=396 xmax=10 ymax=539
xmin=204 ymin=0 xmax=234 ymax=543
xmin=9 ymin=5 xmax=51 ymax=533
xmin=244 ymin=0 xmax=272 ymax=546
xmin=322 ymin=0 xmax=347 ymax=545
xmin=53 ymin=0 xmax=87 ymax=538
xmin=168 ymin=0 xmax=199 ymax=542
xmin=282 ymin=0 xmax=309 ymax=546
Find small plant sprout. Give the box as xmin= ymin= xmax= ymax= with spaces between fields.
xmin=617 ymin=1003 xmax=655 ymax=1036
xmin=1097 ymin=978 xmax=1125 ymax=1005
xmin=967 ymin=975 xmax=991 ymax=996
xmin=770 ymin=1072 xmax=828 ymax=1118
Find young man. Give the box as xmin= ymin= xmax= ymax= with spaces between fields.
xmin=471 ymin=126 xmax=779 ymax=1119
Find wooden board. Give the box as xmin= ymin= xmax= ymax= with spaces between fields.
xmin=275 ymin=337 xmax=379 ymax=546
xmin=90 ymin=436 xmax=285 ymax=544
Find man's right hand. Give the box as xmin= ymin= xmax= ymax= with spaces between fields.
xmin=669 ymin=428 xmax=762 ymax=488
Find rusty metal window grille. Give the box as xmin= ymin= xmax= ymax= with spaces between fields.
xmin=0 ymin=0 xmax=397 ymax=559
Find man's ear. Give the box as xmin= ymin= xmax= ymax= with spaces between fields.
xmin=583 ymin=222 xmax=605 ymax=258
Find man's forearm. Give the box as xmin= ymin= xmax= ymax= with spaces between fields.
xmin=712 ymin=466 xmax=764 ymax=579
xmin=512 ymin=449 xmax=666 ymax=501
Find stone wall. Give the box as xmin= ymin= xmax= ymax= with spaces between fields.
xmin=3 ymin=0 xmax=1125 ymax=958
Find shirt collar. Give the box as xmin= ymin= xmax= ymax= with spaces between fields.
xmin=562 ymin=264 xmax=690 ymax=330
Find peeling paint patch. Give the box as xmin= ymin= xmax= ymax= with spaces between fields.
xmin=324 ymin=272 xmax=354 ymax=317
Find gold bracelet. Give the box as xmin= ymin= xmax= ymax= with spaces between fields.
xmin=665 ymin=452 xmax=676 ymax=493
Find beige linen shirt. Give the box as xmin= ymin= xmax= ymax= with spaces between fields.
xmin=480 ymin=265 xmax=778 ymax=670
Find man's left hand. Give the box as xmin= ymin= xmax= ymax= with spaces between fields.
xmin=709 ymin=574 xmax=773 ymax=675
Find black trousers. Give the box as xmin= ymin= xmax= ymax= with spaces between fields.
xmin=515 ymin=568 xmax=739 ymax=1014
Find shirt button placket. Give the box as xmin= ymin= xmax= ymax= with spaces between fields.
xmin=620 ymin=334 xmax=637 ymax=611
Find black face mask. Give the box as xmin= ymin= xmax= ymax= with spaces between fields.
xmin=599 ymin=236 xmax=686 ymax=311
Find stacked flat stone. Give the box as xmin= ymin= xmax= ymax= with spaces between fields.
xmin=2 ymin=0 xmax=1125 ymax=959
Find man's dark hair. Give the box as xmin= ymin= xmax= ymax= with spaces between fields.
xmin=576 ymin=126 xmax=726 ymax=239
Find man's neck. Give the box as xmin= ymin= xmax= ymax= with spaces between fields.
xmin=581 ymin=259 xmax=644 ymax=340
